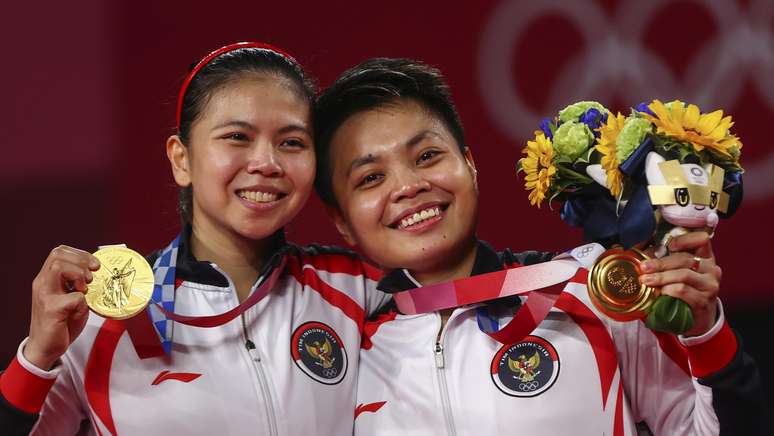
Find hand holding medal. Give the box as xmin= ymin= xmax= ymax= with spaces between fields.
xmin=26 ymin=246 xmax=101 ymax=371
xmin=25 ymin=245 xmax=154 ymax=370
xmin=517 ymin=100 xmax=743 ymax=335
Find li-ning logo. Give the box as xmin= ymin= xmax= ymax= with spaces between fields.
xmin=491 ymin=335 xmax=560 ymax=397
xmin=291 ymin=322 xmax=347 ymax=385
xmin=151 ymin=370 xmax=202 ymax=386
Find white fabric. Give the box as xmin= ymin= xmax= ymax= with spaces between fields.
xmin=21 ymin=251 xmax=389 ymax=436
xmin=16 ymin=338 xmax=61 ymax=379
xmin=356 ymin=281 xmax=722 ymax=436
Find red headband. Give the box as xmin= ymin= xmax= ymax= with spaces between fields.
xmin=175 ymin=41 xmax=297 ymax=130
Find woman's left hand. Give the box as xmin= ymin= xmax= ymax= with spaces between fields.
xmin=639 ymin=231 xmax=722 ymax=337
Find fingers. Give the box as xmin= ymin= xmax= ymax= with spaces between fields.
xmin=693 ymin=236 xmax=715 ymax=260
xmin=641 ymin=267 xmax=719 ymax=293
xmin=34 ymin=292 xmax=88 ymax=328
xmin=658 ymin=282 xmax=714 ymax=314
xmin=666 ymin=231 xmax=712 ymax=254
xmin=643 ymin=251 xmax=717 ymax=274
xmin=45 ymin=246 xmax=100 ymax=271
xmin=63 ymin=292 xmax=89 ymax=316
xmin=35 ymin=246 xmax=101 ymax=296
xmin=49 ymin=292 xmax=88 ymax=316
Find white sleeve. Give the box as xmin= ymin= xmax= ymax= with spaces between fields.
xmin=612 ymin=305 xmax=733 ymax=436
xmin=17 ymin=341 xmax=89 ymax=435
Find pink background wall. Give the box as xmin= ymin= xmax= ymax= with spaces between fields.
xmin=3 ymin=0 xmax=772 ymax=398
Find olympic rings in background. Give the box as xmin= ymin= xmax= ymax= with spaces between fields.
xmin=478 ymin=0 xmax=774 ymax=199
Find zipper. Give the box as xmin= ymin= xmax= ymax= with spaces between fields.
xmin=242 ymin=315 xmax=278 ymax=436
xmin=434 ymin=312 xmax=457 ymax=436
xmin=211 ymin=263 xmax=278 ymax=436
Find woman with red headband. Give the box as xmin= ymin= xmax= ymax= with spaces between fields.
xmin=0 ymin=42 xmax=387 ymax=435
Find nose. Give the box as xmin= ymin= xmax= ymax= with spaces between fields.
xmin=246 ymin=142 xmax=283 ymax=177
xmin=389 ymin=167 xmax=431 ymax=202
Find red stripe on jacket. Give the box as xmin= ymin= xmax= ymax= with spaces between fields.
xmin=287 ymin=257 xmax=366 ymax=331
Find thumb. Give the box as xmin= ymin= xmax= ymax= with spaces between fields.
xmin=694 ymin=236 xmax=715 ymax=260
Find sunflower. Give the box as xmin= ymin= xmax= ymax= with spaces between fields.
xmin=643 ymin=99 xmax=741 ymax=159
xmin=595 ymin=112 xmax=626 ymax=198
xmin=521 ymin=131 xmax=557 ymax=207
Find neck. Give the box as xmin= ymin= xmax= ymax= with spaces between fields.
xmin=189 ymin=219 xmax=276 ymax=302
xmin=411 ymin=238 xmax=478 ymax=286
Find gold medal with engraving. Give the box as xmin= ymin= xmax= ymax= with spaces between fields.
xmin=587 ymin=247 xmax=656 ymax=322
xmin=86 ymin=246 xmax=154 ymax=320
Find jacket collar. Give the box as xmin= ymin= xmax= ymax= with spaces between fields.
xmin=158 ymin=225 xmax=289 ymax=288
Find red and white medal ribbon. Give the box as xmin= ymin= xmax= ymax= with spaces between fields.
xmin=125 ymin=256 xmax=287 ymax=359
xmin=393 ymin=243 xmax=604 ymax=344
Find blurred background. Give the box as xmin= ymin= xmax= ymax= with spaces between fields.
xmin=3 ymin=0 xmax=771 ymax=406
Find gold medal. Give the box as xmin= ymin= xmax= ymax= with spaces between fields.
xmin=86 ymin=246 xmax=154 ymax=320
xmin=587 ymin=247 xmax=656 ymax=322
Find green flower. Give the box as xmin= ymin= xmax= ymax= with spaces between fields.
xmin=616 ymin=117 xmax=652 ymax=162
xmin=728 ymin=144 xmax=741 ymax=161
xmin=558 ymin=101 xmax=607 ymax=123
xmin=553 ymin=121 xmax=594 ymax=161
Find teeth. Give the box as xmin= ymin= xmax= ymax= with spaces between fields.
xmin=239 ymin=190 xmax=279 ymax=203
xmin=398 ymin=207 xmax=441 ymax=229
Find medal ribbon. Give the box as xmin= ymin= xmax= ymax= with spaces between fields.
xmin=392 ymin=243 xmax=604 ymax=344
xmin=124 ymin=234 xmax=287 ymax=359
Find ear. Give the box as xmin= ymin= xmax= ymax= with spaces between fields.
xmin=167 ymin=135 xmax=192 ymax=187
xmin=463 ymin=147 xmax=478 ymax=187
xmin=644 ymin=152 xmax=666 ymax=185
xmin=325 ymin=204 xmax=357 ymax=246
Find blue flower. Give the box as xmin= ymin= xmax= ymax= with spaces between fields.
xmin=635 ymin=102 xmax=655 ymax=116
xmin=540 ymin=118 xmax=554 ymax=139
xmin=580 ymin=108 xmax=607 ymax=137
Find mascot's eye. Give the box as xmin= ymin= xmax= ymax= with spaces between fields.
xmin=674 ymin=188 xmax=690 ymax=207
xmin=710 ymin=191 xmax=718 ymax=209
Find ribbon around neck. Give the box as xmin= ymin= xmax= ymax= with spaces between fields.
xmin=393 ymin=243 xmax=604 ymax=344
xmin=124 ymin=234 xmax=287 ymax=359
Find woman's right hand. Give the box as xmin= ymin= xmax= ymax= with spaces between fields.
xmin=24 ymin=246 xmax=100 ymax=370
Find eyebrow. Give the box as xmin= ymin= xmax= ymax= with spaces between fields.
xmin=406 ymin=130 xmax=440 ymax=148
xmin=345 ymin=130 xmax=440 ymax=176
xmin=347 ymin=154 xmax=380 ymax=176
xmin=212 ymin=120 xmax=257 ymax=132
xmin=278 ymin=123 xmax=312 ymax=136
xmin=211 ymin=120 xmax=311 ymax=136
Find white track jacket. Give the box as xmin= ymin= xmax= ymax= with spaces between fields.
xmin=0 ymin=229 xmax=388 ymax=436
xmin=355 ymin=241 xmax=765 ymax=436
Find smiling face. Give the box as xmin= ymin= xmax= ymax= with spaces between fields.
xmin=168 ymin=74 xmax=315 ymax=242
xmin=328 ymin=98 xmax=479 ymax=274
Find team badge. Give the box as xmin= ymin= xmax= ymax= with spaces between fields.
xmin=491 ymin=335 xmax=560 ymax=397
xmin=291 ymin=321 xmax=347 ymax=385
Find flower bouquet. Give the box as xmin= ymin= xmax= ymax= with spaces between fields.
xmin=517 ymin=100 xmax=744 ymax=333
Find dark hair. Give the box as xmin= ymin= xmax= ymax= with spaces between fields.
xmin=314 ymin=58 xmax=466 ymax=207
xmin=177 ymin=47 xmax=316 ymax=223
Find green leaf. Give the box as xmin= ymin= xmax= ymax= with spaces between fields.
xmin=555 ymin=165 xmax=593 ymax=184
xmin=645 ymin=295 xmax=694 ymax=334
xmin=575 ymin=146 xmax=598 ymax=165
xmin=554 ymin=155 xmax=574 ymax=165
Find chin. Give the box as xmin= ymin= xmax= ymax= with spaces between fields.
xmin=378 ymin=238 xmax=460 ymax=272
xmin=236 ymin=220 xmax=285 ymax=241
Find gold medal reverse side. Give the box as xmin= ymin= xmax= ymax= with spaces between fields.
xmin=86 ymin=246 xmax=154 ymax=320
xmin=587 ymin=247 xmax=656 ymax=322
